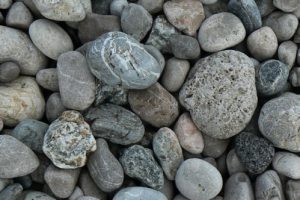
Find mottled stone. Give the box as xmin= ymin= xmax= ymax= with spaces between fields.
xmin=0 ymin=135 xmax=39 ymax=178
xmin=29 ymin=19 xmax=74 ymax=60
xmin=0 ymin=77 xmax=45 ymax=127
xmin=255 ymin=0 xmax=275 ymax=17
xmin=137 ymin=0 xmax=164 ymax=14
xmin=224 ymin=173 xmax=254 ymax=200
xmin=113 ymin=187 xmax=167 ymax=200
xmin=119 ymin=145 xmax=164 ymax=189
xmin=169 ymin=35 xmax=201 ymax=60
xmin=24 ymin=191 xmax=55 ymax=200
xmin=198 ymin=13 xmax=246 ymax=52
xmin=164 ymin=0 xmax=205 ymax=36
xmin=36 ymin=68 xmax=59 ymax=92
xmin=179 ymin=50 xmax=257 ymax=139
xmin=43 ymin=110 xmax=96 ymax=169
xmin=86 ymin=32 xmax=162 ymax=89
xmin=46 ymin=92 xmax=66 ymax=122
xmin=0 ymin=183 xmax=23 ymax=200
xmin=0 ymin=62 xmax=20 ymax=83
xmin=57 ymin=51 xmax=95 ymax=111
xmin=175 ymin=158 xmax=223 ymax=200
xmin=278 ymin=41 xmax=297 ymax=69
xmin=226 ymin=149 xmax=246 ymax=175
xmin=128 ymin=82 xmax=179 ymax=128
xmin=6 ymin=2 xmax=33 ymax=29
xmin=202 ymin=133 xmax=229 ymax=158
xmin=272 ymin=151 xmax=300 ymax=179
xmin=110 ymin=0 xmax=128 ymax=16
xmin=286 ymin=180 xmax=300 ymax=200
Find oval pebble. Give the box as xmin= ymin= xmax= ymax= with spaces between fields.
xmin=113 ymin=187 xmax=167 ymax=200
xmin=226 ymin=149 xmax=246 ymax=175
xmin=0 ymin=62 xmax=20 ymax=83
xmin=272 ymin=151 xmax=300 ymax=179
xmin=169 ymin=35 xmax=201 ymax=60
xmin=46 ymin=92 xmax=66 ymax=123
xmin=278 ymin=41 xmax=297 ymax=69
xmin=224 ymin=173 xmax=254 ymax=200
xmin=36 ymin=68 xmax=59 ymax=92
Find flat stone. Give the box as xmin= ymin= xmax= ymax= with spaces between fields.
xmin=224 ymin=173 xmax=254 ymax=200
xmin=6 ymin=2 xmax=33 ymax=29
xmin=45 ymin=92 xmax=66 ymax=122
xmin=175 ymin=158 xmax=223 ymax=200
xmin=272 ymin=151 xmax=300 ymax=179
xmin=169 ymin=35 xmax=201 ymax=60
xmin=226 ymin=149 xmax=246 ymax=175
xmin=286 ymin=180 xmax=300 ymax=200
xmin=11 ymin=119 xmax=48 ymax=153
xmin=57 ymin=51 xmax=95 ymax=111
xmin=202 ymin=133 xmax=229 ymax=158
xmin=113 ymin=187 xmax=167 ymax=200
xmin=198 ymin=12 xmax=246 ymax=52
xmin=0 ymin=62 xmax=20 ymax=83
xmin=273 ymin=0 xmax=299 ymax=12
xmin=43 ymin=110 xmax=96 ymax=169
xmin=0 ymin=135 xmax=39 ymax=178
xmin=86 ymin=31 xmax=162 ymax=89
xmin=0 ymin=76 xmax=45 ymax=127
xmin=163 ymin=0 xmax=205 ymax=36
xmin=85 ymin=104 xmax=144 ymax=145
xmin=110 ymin=0 xmax=128 ymax=16
xmin=137 ymin=0 xmax=164 ymax=14
xmin=36 ymin=68 xmax=59 ymax=92
xmin=128 ymin=82 xmax=179 ymax=128
xmin=29 ymin=19 xmax=74 ymax=60
xmin=179 ymin=50 xmax=257 ymax=139
xmin=278 ymin=41 xmax=297 ymax=69
xmin=119 ymin=145 xmax=164 ymax=189
xmin=87 ymin=138 xmax=124 ymax=192
xmin=0 ymin=183 xmax=23 ymax=200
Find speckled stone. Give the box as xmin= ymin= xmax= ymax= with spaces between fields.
xmin=36 ymin=68 xmax=59 ymax=92
xmin=272 ymin=151 xmax=300 ymax=179
xmin=0 ymin=183 xmax=23 ymax=200
xmin=169 ymin=35 xmax=201 ymax=60
xmin=278 ymin=41 xmax=297 ymax=69
xmin=113 ymin=187 xmax=168 ymax=200
xmin=255 ymin=59 xmax=289 ymax=97
xmin=0 ymin=62 xmax=20 ymax=83
xmin=6 ymin=2 xmax=33 ymax=29
xmin=202 ymin=133 xmax=229 ymax=158
xmin=224 ymin=173 xmax=254 ymax=200
xmin=179 ymin=50 xmax=257 ymax=139
xmin=119 ymin=145 xmax=164 ymax=189
xmin=46 ymin=92 xmax=66 ymax=123
xmin=235 ymin=132 xmax=275 ymax=174
xmin=85 ymin=104 xmax=144 ymax=145
xmin=86 ymin=31 xmax=162 ymax=89
xmin=43 ymin=110 xmax=96 ymax=169
xmin=24 ymin=191 xmax=55 ymax=200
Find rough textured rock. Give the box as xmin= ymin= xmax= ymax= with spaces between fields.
xmin=86 ymin=32 xmax=162 ymax=89
xmin=46 ymin=92 xmax=66 ymax=122
xmin=179 ymin=50 xmax=257 ymax=139
xmin=169 ymin=35 xmax=201 ymax=60
xmin=0 ymin=76 xmax=45 ymax=127
xmin=43 ymin=110 xmax=96 ymax=169
xmin=6 ymin=2 xmax=33 ymax=29
xmin=175 ymin=158 xmax=223 ymax=200
xmin=36 ymin=68 xmax=59 ymax=92
xmin=0 ymin=62 xmax=20 ymax=83
xmin=0 ymin=183 xmax=23 ymax=200
xmin=85 ymin=104 xmax=144 ymax=145
xmin=119 ymin=145 xmax=164 ymax=189
xmin=272 ymin=151 xmax=300 ymax=179
xmin=163 ymin=0 xmax=205 ymax=36
xmin=198 ymin=13 xmax=246 ymax=52
xmin=128 ymin=82 xmax=179 ymax=128
xmin=137 ymin=0 xmax=164 ymax=14
xmin=87 ymin=138 xmax=124 ymax=192
xmin=113 ymin=187 xmax=167 ymax=200
xmin=278 ymin=41 xmax=297 ymax=69
xmin=57 ymin=51 xmax=95 ymax=111
xmin=226 ymin=149 xmax=246 ymax=175
xmin=224 ymin=173 xmax=254 ymax=200
xmin=0 ymin=135 xmax=39 ymax=178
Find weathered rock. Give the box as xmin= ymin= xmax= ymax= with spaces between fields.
xmin=0 ymin=62 xmax=20 ymax=83
xmin=137 ymin=0 xmax=164 ymax=14
xmin=278 ymin=41 xmax=297 ymax=69
xmin=85 ymin=104 xmax=144 ymax=145
xmin=110 ymin=0 xmax=128 ymax=16
xmin=43 ymin=110 xmax=96 ymax=169
xmin=0 ymin=183 xmax=23 ymax=200
xmin=0 ymin=77 xmax=45 ymax=127
xmin=272 ymin=151 xmax=300 ymax=179
xmin=36 ymin=68 xmax=59 ymax=92
xmin=129 ymin=82 xmax=179 ymax=128
xmin=224 ymin=173 xmax=254 ymax=200
xmin=169 ymin=35 xmax=201 ymax=60
xmin=113 ymin=187 xmax=167 ymax=200
xmin=202 ymin=133 xmax=229 ymax=158
xmin=119 ymin=145 xmax=164 ymax=189
xmin=226 ymin=149 xmax=246 ymax=175
xmin=24 ymin=191 xmax=55 ymax=200
xmin=46 ymin=92 xmax=66 ymax=122
xmin=286 ymin=180 xmax=300 ymax=200
xmin=179 ymin=50 xmax=257 ymax=139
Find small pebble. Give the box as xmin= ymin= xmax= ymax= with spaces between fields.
xmin=158 ymin=176 xmax=175 ymax=200
xmin=0 ymin=62 xmax=20 ymax=83
xmin=173 ymin=194 xmax=189 ymax=200
xmin=224 ymin=173 xmax=254 ymax=200
xmin=24 ymin=191 xmax=55 ymax=200
xmin=110 ymin=0 xmax=128 ymax=16
xmin=226 ymin=149 xmax=246 ymax=175
xmin=92 ymin=0 xmax=112 ymax=15
xmin=14 ymin=175 xmax=32 ymax=189
xmin=278 ymin=41 xmax=298 ymax=69
xmin=144 ymin=45 xmax=166 ymax=70
xmin=36 ymin=68 xmax=59 ymax=92
xmin=30 ymin=154 xmax=50 ymax=184
xmin=202 ymin=133 xmax=229 ymax=158
xmin=0 ymin=183 xmax=23 ymax=200
xmin=289 ymin=67 xmax=300 ymax=87
xmin=255 ymin=0 xmax=275 ymax=17
xmin=137 ymin=0 xmax=164 ymax=14
xmin=0 ymin=0 xmax=11 ymax=9
xmin=273 ymin=0 xmax=299 ymax=12
xmin=0 ymin=178 xmax=12 ymax=192
xmin=45 ymin=92 xmax=66 ymax=122
xmin=6 ymin=2 xmax=33 ymax=29
xmin=69 ymin=187 xmax=84 ymax=200
xmin=272 ymin=151 xmax=300 ymax=179
xmin=113 ymin=187 xmax=167 ymax=200
xmin=169 ymin=35 xmax=201 ymax=60
xmin=286 ymin=180 xmax=300 ymax=200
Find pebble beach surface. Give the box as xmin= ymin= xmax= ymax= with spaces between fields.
xmin=1 ymin=0 xmax=300 ymax=200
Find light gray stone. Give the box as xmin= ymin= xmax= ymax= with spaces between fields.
xmin=24 ymin=191 xmax=55 ymax=200
xmin=224 ymin=173 xmax=254 ymax=200
xmin=278 ymin=41 xmax=298 ymax=69
xmin=110 ymin=0 xmax=128 ymax=16
xmin=46 ymin=92 xmax=66 ymax=122
xmin=272 ymin=151 xmax=300 ymax=179
xmin=6 ymin=2 xmax=33 ymax=29
xmin=113 ymin=187 xmax=167 ymax=200
xmin=0 ymin=0 xmax=11 ymax=9
xmin=0 ymin=62 xmax=20 ymax=83
xmin=36 ymin=68 xmax=59 ymax=92
xmin=273 ymin=0 xmax=300 ymax=12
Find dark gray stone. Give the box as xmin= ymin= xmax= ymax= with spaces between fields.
xmin=113 ymin=187 xmax=168 ymax=200
xmin=92 ymin=0 xmax=112 ymax=14
xmin=85 ymin=104 xmax=144 ymax=145
xmin=0 ymin=62 xmax=20 ymax=83
xmin=11 ymin=119 xmax=48 ymax=153
xmin=137 ymin=0 xmax=164 ymax=14
xmin=144 ymin=45 xmax=165 ymax=70
xmin=228 ymin=0 xmax=262 ymax=33
xmin=169 ymin=35 xmax=200 ymax=59
xmin=255 ymin=0 xmax=275 ymax=17
xmin=235 ymin=132 xmax=275 ymax=174
xmin=0 ymin=183 xmax=23 ymax=200
xmin=256 ymin=59 xmax=289 ymax=97
xmin=46 ymin=92 xmax=66 ymax=123
xmin=14 ymin=175 xmax=32 ymax=189
xmin=30 ymin=154 xmax=51 ymax=184
xmin=119 ymin=145 xmax=164 ymax=189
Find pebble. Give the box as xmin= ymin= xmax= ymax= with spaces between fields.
xmin=173 ymin=194 xmax=189 ymax=200
xmin=146 ymin=15 xmax=180 ymax=53
xmin=0 ymin=135 xmax=39 ymax=178
xmin=202 ymin=134 xmax=229 ymax=158
xmin=175 ymin=158 xmax=223 ymax=200
xmin=0 ymin=183 xmax=23 ymax=200
xmin=19 ymin=0 xmax=41 ymax=17
xmin=0 ymin=178 xmax=12 ymax=192
xmin=36 ymin=68 xmax=59 ymax=92
xmin=43 ymin=110 xmax=96 ymax=169
xmin=119 ymin=145 xmax=164 ymax=189
xmin=247 ymin=27 xmax=278 ymax=61
xmin=0 ymin=62 xmax=20 ymax=83
xmin=164 ymin=0 xmax=205 ymax=36
xmin=173 ymin=112 xmax=204 ymax=154
xmin=121 ymin=3 xmax=152 ymax=41
xmin=11 ymin=119 xmax=48 ymax=153
xmin=263 ymin=11 xmax=298 ymax=42
xmin=255 ymin=170 xmax=285 ymax=200
xmin=113 ymin=187 xmax=167 ymax=200
xmin=15 ymin=175 xmax=32 ymax=189
xmin=226 ymin=149 xmax=246 ymax=175
xmin=255 ymin=0 xmax=275 ymax=17
xmin=144 ymin=45 xmax=166 ymax=70
xmin=161 ymin=58 xmax=190 ymax=92
xmin=78 ymin=14 xmax=121 ymax=43
xmin=85 ymin=104 xmax=144 ymax=145
xmin=179 ymin=50 xmax=257 ymax=139
xmin=289 ymin=67 xmax=300 ymax=87
xmin=286 ymin=180 xmax=300 ymax=200
xmin=128 ymin=82 xmax=179 ymax=128
xmin=235 ymin=132 xmax=274 ymax=174
xmin=30 ymin=154 xmax=50 ymax=184
xmin=278 ymin=41 xmax=297 ymax=69
xmin=110 ymin=0 xmax=128 ymax=16
xmin=294 ymin=26 xmax=300 ymax=43
xmin=224 ymin=173 xmax=254 ymax=200
xmin=272 ymin=151 xmax=300 ymax=179
xmin=0 ymin=25 xmax=47 ymax=75
xmin=228 ymin=0 xmax=262 ymax=33
xmin=92 ymin=0 xmax=112 ymax=14
xmin=24 ymin=191 xmax=55 ymax=200
xmin=46 ymin=92 xmax=66 ymax=122
xmin=29 ymin=19 xmax=74 ymax=60
xmin=137 ymin=0 xmax=164 ymax=14
xmin=153 ymin=127 xmax=183 ymax=180
xmin=0 ymin=76 xmax=45 ymax=127
xmin=44 ymin=164 xmax=80 ymax=198
xmin=76 ymin=197 xmax=99 ymax=200
xmin=6 ymin=2 xmax=33 ymax=29
xmin=273 ymin=0 xmax=299 ymax=12
xmin=87 ymin=138 xmax=124 ymax=192
xmin=86 ymin=31 xmax=162 ymax=89
xmin=69 ymin=187 xmax=84 ymax=200
xmin=169 ymin=35 xmax=201 ymax=60
xmin=32 ymin=0 xmax=86 ymax=21
xmin=158 ymin=177 xmax=175 ymax=200
xmin=198 ymin=12 xmax=246 ymax=52
xmin=57 ymin=51 xmax=95 ymax=111
xmin=0 ymin=0 xmax=11 ymax=9
xmin=256 ymin=60 xmax=289 ymax=97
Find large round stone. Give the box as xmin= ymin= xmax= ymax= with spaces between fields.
xmin=179 ymin=50 xmax=257 ymax=139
